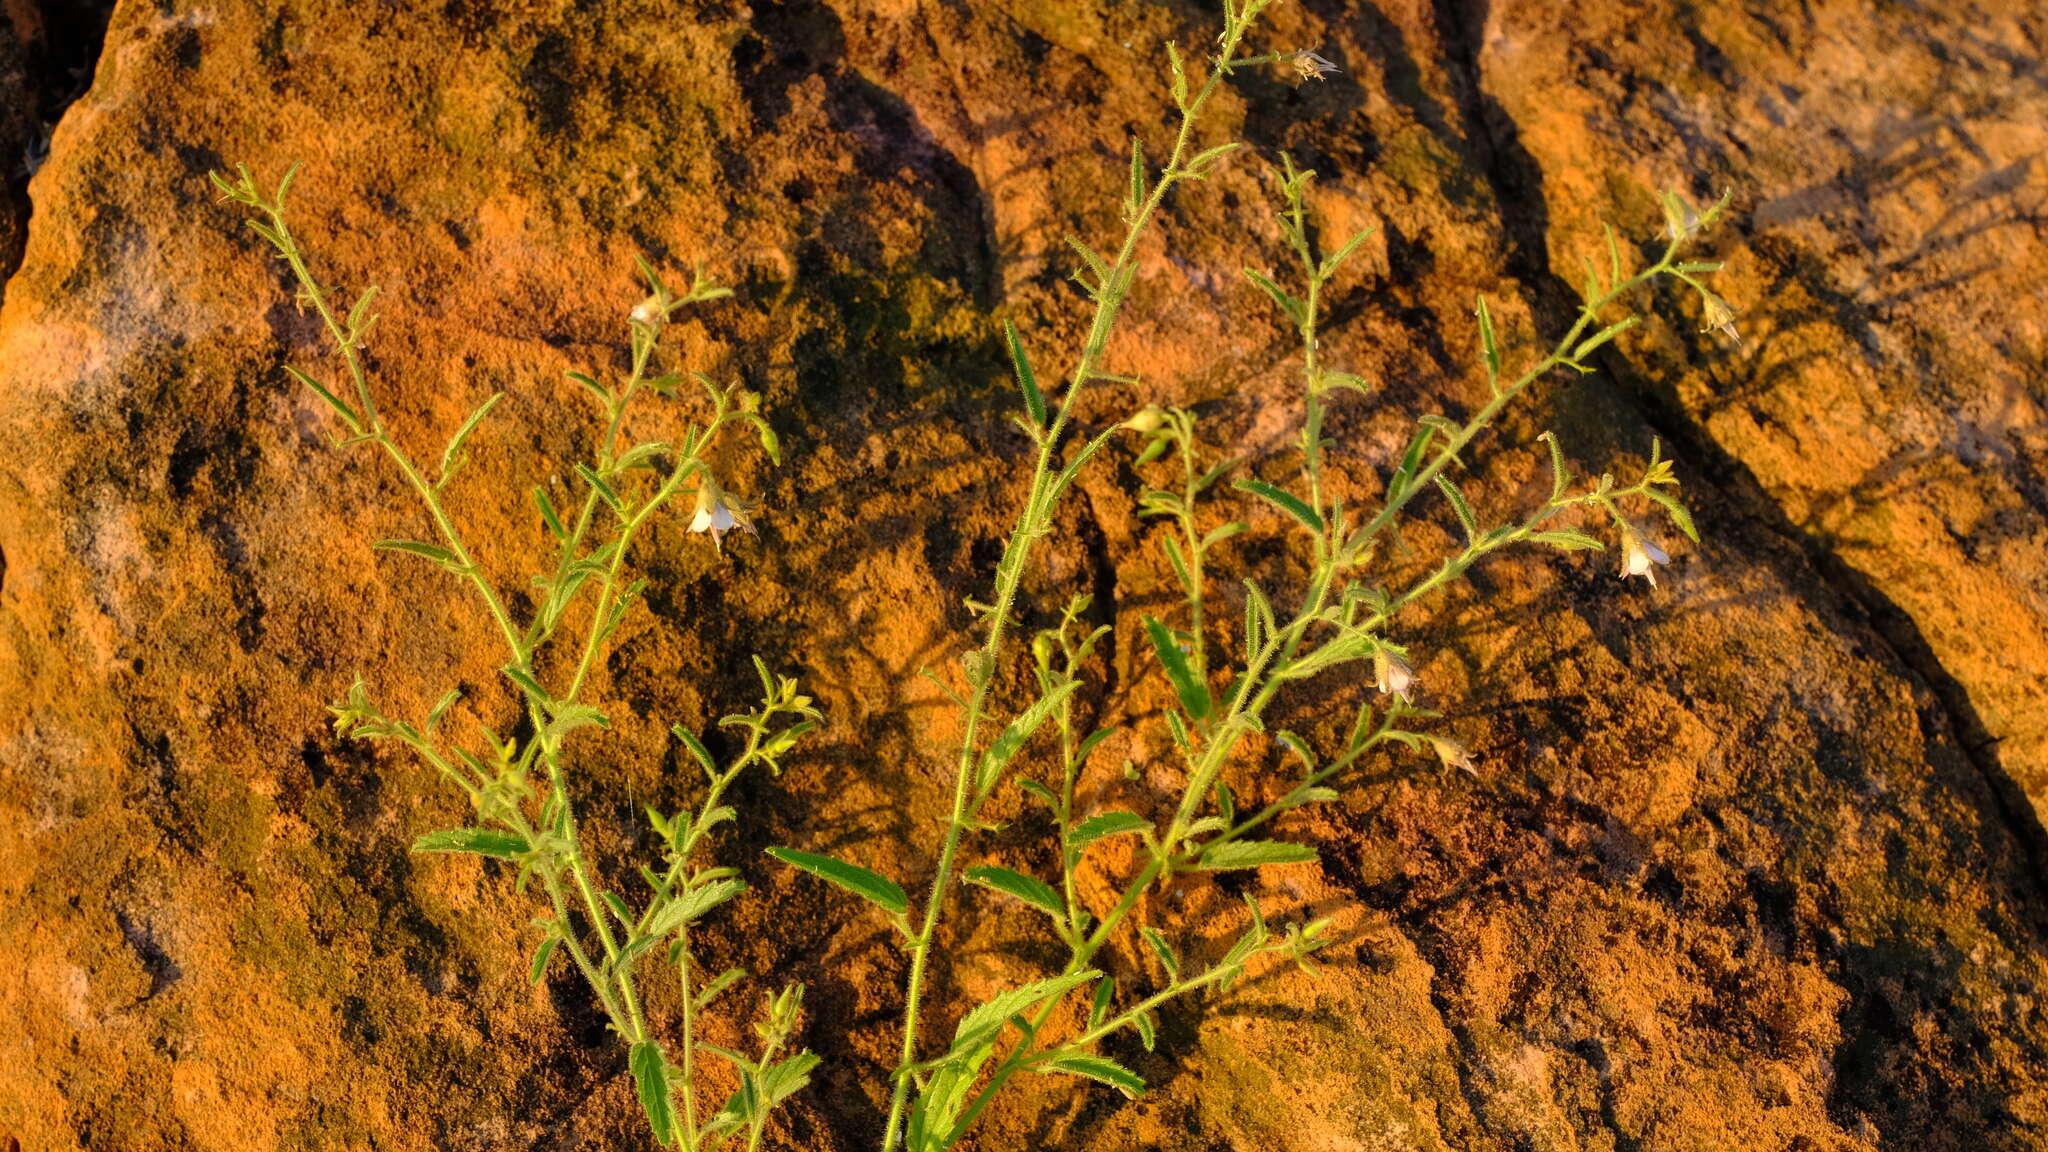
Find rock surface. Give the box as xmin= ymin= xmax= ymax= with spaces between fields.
xmin=2 ymin=2 xmax=2045 ymax=1151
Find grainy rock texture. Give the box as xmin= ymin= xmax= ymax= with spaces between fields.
xmin=2 ymin=2 xmax=2045 ymax=1150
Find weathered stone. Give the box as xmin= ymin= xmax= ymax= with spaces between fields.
xmin=1 ymin=2 xmax=2044 ymax=1150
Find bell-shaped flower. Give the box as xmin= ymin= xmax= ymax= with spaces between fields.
xmin=1290 ymin=50 xmax=1341 ymax=81
xmin=689 ymin=479 xmax=757 ymax=550
xmin=1618 ymin=522 xmax=1671 ymax=585
xmin=1373 ymin=647 xmax=1416 ymax=701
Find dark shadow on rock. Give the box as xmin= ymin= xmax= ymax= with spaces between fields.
xmin=1418 ymin=0 xmax=2048 ymax=1146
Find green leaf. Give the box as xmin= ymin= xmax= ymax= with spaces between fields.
xmin=372 ymin=539 xmax=463 ymax=570
xmin=1139 ymin=926 xmax=1179 ymax=981
xmin=646 ymin=877 xmax=746 ymax=937
xmin=1088 ymin=975 xmax=1115 ymax=1030
xmin=694 ymin=966 xmax=747 ymax=1011
xmin=1433 ymin=475 xmax=1479 ymax=543
xmin=566 ymin=371 xmax=610 ymax=409
xmin=1067 ymin=811 xmax=1151 ymax=849
xmin=671 ymin=724 xmax=716 ymax=775
xmin=948 ymin=971 xmax=1099 ymax=1060
xmin=1320 ymin=226 xmax=1377 ymax=280
xmin=967 ymin=865 xmax=1064 ymax=920
xmin=1143 ymin=616 xmax=1210 ymax=721
xmin=543 ymin=702 xmax=609 ymax=744
xmin=1194 ymin=839 xmax=1320 ymax=871
xmin=439 ymin=392 xmax=504 ymax=481
xmin=1126 ymin=135 xmax=1147 ymax=218
xmin=1529 ymin=529 xmax=1606 ymax=552
xmin=630 ymin=1041 xmax=677 ymax=1147
xmin=753 ymin=1050 xmax=821 ymax=1110
xmin=766 ymin=847 xmax=908 ymax=918
xmin=1234 ymin=478 xmax=1323 ymax=533
xmin=283 ymin=365 xmax=361 ymax=430
xmin=575 ymin=463 xmax=624 ymax=514
xmin=1038 ymin=1054 xmax=1145 ymax=1099
xmin=532 ymin=486 xmax=569 ymax=539
xmin=1004 ymin=318 xmax=1046 ymax=426
xmin=1131 ymin=1009 xmax=1158 ymax=1051
xmin=412 ymin=828 xmax=529 ymax=859
xmin=979 ymin=681 xmax=1080 ymax=793
xmin=1185 ymin=141 xmax=1239 ymax=176
xmin=1572 ymin=315 xmax=1640 ymax=361
xmin=500 ymin=664 xmax=549 ymax=705
xmin=1243 ymin=268 xmax=1306 ymax=328
xmin=1644 ymin=487 xmax=1699 ymax=542
xmin=1476 ymin=294 xmax=1502 ymax=387
xmin=1387 ymin=423 xmax=1437 ymax=501
xmin=1074 ymin=726 xmax=1117 ymax=768
xmin=1065 ymin=234 xmax=1112 ymax=295
xmin=528 ymin=934 xmax=559 ymax=984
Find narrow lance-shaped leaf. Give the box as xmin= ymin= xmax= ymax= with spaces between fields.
xmin=1140 ymin=926 xmax=1180 ymax=981
xmin=1434 ymin=475 xmax=1479 ymax=543
xmin=1003 ymin=319 xmax=1045 ymax=427
xmin=1573 ymin=315 xmax=1640 ymax=362
xmin=283 ymin=365 xmax=361 ymax=430
xmin=1067 ymin=810 xmax=1151 ymax=849
xmin=1038 ymin=1054 xmax=1146 ymax=1100
xmin=412 ymin=828 xmax=529 ymax=859
xmin=967 ymin=865 xmax=1064 ymax=920
xmin=575 ymin=463 xmax=625 ymax=514
xmin=529 ymin=934 xmax=559 ymax=984
xmin=1234 ymin=477 xmax=1323 ymax=533
xmin=979 ymin=680 xmax=1079 ymax=794
xmin=1243 ymin=268 xmax=1306 ymax=329
xmin=1143 ymin=617 xmax=1210 ymax=721
xmin=373 ymin=539 xmax=462 ymax=569
xmin=1476 ymin=294 xmax=1501 ymax=388
xmin=439 ymin=391 xmax=504 ymax=481
xmin=1194 ymin=839 xmax=1320 ymax=871
xmin=1644 ymin=487 xmax=1700 ymax=542
xmin=765 ymin=847 xmax=908 ymax=918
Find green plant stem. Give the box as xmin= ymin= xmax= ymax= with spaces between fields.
xmin=1345 ymin=243 xmax=1682 ymax=559
xmin=878 ymin=19 xmax=1271 ymax=1151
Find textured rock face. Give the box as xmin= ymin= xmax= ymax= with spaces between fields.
xmin=1 ymin=2 xmax=2045 ymax=1151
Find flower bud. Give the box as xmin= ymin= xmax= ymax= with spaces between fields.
xmin=1123 ymin=406 xmax=1166 ymax=434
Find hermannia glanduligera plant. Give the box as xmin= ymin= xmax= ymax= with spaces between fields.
xmin=212 ymin=1 xmax=1733 ymax=1148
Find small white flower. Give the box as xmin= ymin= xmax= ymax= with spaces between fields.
xmin=1619 ymin=524 xmax=1671 ymax=585
xmin=1290 ymin=50 xmax=1341 ymax=82
xmin=631 ymin=295 xmax=667 ymax=328
xmin=689 ymin=480 xmax=757 ymax=550
xmin=1665 ymin=204 xmax=1702 ymax=243
xmin=1373 ymin=648 xmax=1416 ymax=701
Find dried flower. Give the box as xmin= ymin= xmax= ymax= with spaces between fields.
xmin=1290 ymin=50 xmax=1341 ymax=82
xmin=1430 ymin=736 xmax=1477 ymax=777
xmin=1700 ymin=292 xmax=1741 ymax=347
xmin=1373 ymin=647 xmax=1416 ymax=701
